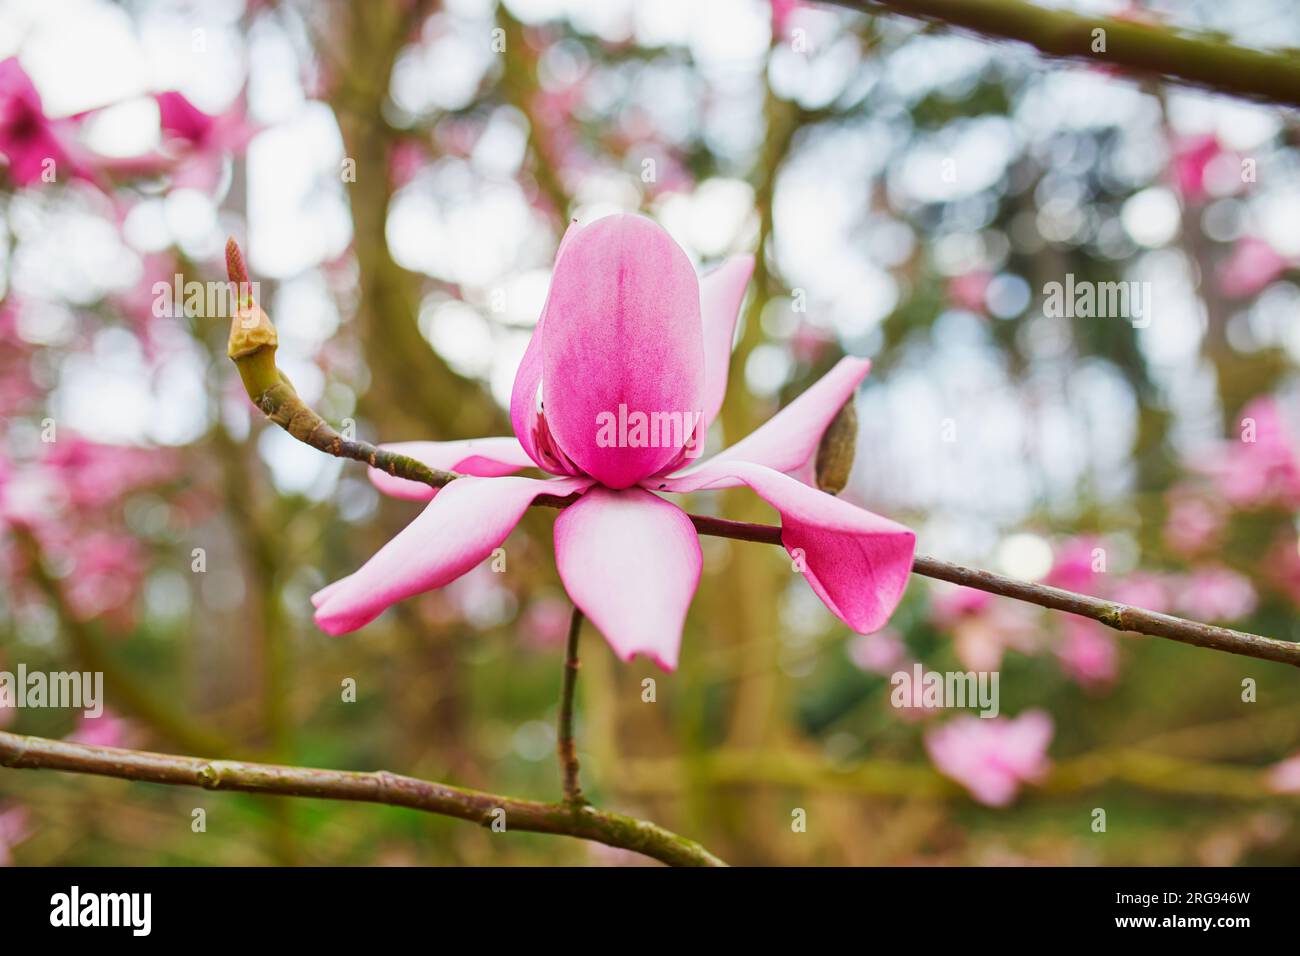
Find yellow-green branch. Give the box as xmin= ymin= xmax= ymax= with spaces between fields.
xmin=829 ymin=0 xmax=1300 ymax=107
xmin=0 ymin=731 xmax=726 ymax=867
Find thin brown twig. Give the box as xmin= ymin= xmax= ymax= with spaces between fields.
xmin=0 ymin=731 xmax=725 ymax=867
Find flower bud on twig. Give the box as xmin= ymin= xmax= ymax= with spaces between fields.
xmin=815 ymin=397 xmax=857 ymax=495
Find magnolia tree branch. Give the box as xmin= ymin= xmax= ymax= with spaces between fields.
xmin=0 ymin=731 xmax=725 ymax=867
xmin=686 ymin=516 xmax=1300 ymax=668
xmin=224 ymin=242 xmax=457 ymax=489
xmin=826 ymin=0 xmax=1300 ymax=108
xmin=222 ymin=239 xmax=1300 ymax=669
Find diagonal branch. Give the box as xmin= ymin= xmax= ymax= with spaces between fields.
xmin=223 ymin=239 xmax=1300 ymax=669
xmin=687 ymin=515 xmax=1300 ymax=668
xmin=826 ymin=0 xmax=1300 ymax=108
xmin=0 ymin=730 xmax=725 ymax=867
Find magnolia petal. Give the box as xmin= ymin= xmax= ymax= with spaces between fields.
xmin=553 ymin=486 xmax=702 ymax=670
xmin=510 ymin=220 xmax=585 ymax=471
xmin=699 ymin=255 xmax=755 ymax=427
xmin=657 ymin=461 xmax=914 ymax=633
xmin=673 ymin=357 xmax=870 ymax=481
xmin=367 ymin=438 xmax=537 ymax=501
xmin=313 ymin=475 xmax=590 ymax=635
xmin=541 ymin=214 xmax=705 ymax=489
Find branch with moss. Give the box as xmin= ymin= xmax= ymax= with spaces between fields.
xmin=223 ymin=239 xmax=1300 ymax=669
xmin=826 ymin=0 xmax=1300 ymax=107
xmin=0 ymin=731 xmax=725 ymax=867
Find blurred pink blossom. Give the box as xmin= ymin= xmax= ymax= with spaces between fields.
xmin=1046 ymin=536 xmax=1103 ymax=592
xmin=929 ymin=584 xmax=992 ymax=628
xmin=1169 ymin=133 xmax=1223 ymax=204
xmin=1266 ymin=753 xmax=1300 ymax=794
xmin=0 ymin=57 xmax=94 ymax=186
xmin=1055 ymin=617 xmax=1117 ymax=689
xmin=388 ymin=138 xmax=428 ymax=189
xmin=947 ymin=271 xmax=991 ymax=314
xmin=848 ymin=628 xmax=908 ymax=675
xmin=62 ymin=532 xmax=146 ymax=623
xmin=1163 ymin=490 xmax=1225 ymax=555
xmin=0 ymin=806 xmax=29 ymax=867
xmin=789 ymin=321 xmax=834 ymax=365
xmin=67 ymin=709 xmax=136 ymax=749
xmin=1201 ymin=397 xmax=1300 ymax=509
xmin=1262 ymin=532 xmax=1300 ymax=608
xmin=930 ymin=584 xmax=1038 ymax=672
xmin=521 ymin=595 xmax=572 ymax=650
xmin=41 ymin=436 xmax=179 ymax=511
xmin=770 ymin=0 xmax=803 ymax=39
xmin=151 ymin=90 xmax=257 ymax=192
xmin=1175 ymin=566 xmax=1257 ymax=622
xmin=925 ymin=710 xmax=1054 ymax=806
xmin=1217 ymin=236 xmax=1290 ymax=300
xmin=1110 ymin=573 xmax=1171 ymax=615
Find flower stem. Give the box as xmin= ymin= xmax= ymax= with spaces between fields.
xmin=558 ymin=606 xmax=586 ymax=807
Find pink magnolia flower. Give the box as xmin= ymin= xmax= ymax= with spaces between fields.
xmin=1266 ymin=753 xmax=1300 ymax=794
xmin=62 ymin=531 xmax=145 ymax=623
xmin=1055 ymin=616 xmax=1117 ymax=689
xmin=1169 ymin=133 xmax=1224 ymax=204
xmin=1110 ymin=572 xmax=1171 ymax=615
xmin=1175 ymin=566 xmax=1258 ymax=622
xmin=789 ymin=320 xmax=834 ymax=365
xmin=1202 ymin=397 xmax=1300 ymax=510
xmin=930 ymin=584 xmax=1037 ymax=672
xmin=1163 ymin=489 xmax=1225 ymax=554
xmin=521 ymin=594 xmax=573 ymax=650
xmin=1046 ymin=536 xmax=1103 ymax=593
xmin=0 ymin=57 xmax=95 ymax=186
xmin=67 ymin=709 xmax=135 ymax=749
xmin=1263 ymin=531 xmax=1300 ymax=608
xmin=312 ymin=214 xmax=916 ymax=669
xmin=928 ymin=584 xmax=992 ymax=628
xmin=0 ymin=806 xmax=30 ymax=867
xmin=770 ymin=0 xmax=803 ymax=39
xmin=151 ymin=91 xmax=257 ymax=192
xmin=848 ymin=628 xmax=908 ymax=675
xmin=947 ymin=271 xmax=991 ymax=315
xmin=1217 ymin=236 xmax=1290 ymax=300
xmin=925 ymin=710 xmax=1053 ymax=807
xmin=41 ymin=436 xmax=178 ymax=511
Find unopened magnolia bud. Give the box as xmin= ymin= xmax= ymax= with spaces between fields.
xmin=227 ymin=303 xmax=277 ymax=360
xmin=815 ymin=398 xmax=857 ymax=495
